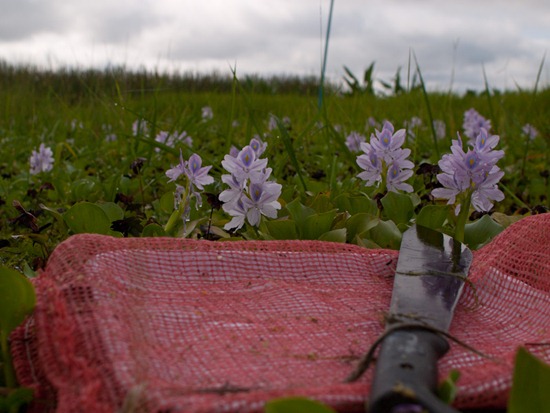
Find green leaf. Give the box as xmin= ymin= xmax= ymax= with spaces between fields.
xmin=309 ymin=192 xmax=334 ymax=214
xmin=159 ymin=191 xmax=175 ymax=214
xmin=346 ymin=213 xmax=379 ymax=243
xmin=508 ymin=347 xmax=550 ymax=413
xmin=6 ymin=387 xmax=34 ymax=411
xmin=63 ymin=202 xmax=112 ymax=234
xmin=0 ymin=267 xmax=35 ymax=336
xmin=367 ymin=219 xmax=402 ymax=250
xmin=464 ymin=214 xmax=504 ymax=249
xmin=265 ymin=219 xmax=299 ymax=240
xmin=98 ymin=202 xmax=124 ymax=222
xmin=302 ymin=209 xmax=337 ymax=240
xmin=265 ymin=397 xmax=337 ymax=413
xmin=70 ymin=177 xmax=103 ymax=202
xmin=416 ymin=205 xmax=450 ymax=231
xmin=333 ymin=193 xmax=378 ymax=215
xmin=381 ymin=191 xmax=414 ymax=225
xmin=285 ymin=199 xmax=315 ymax=223
xmin=437 ymin=369 xmax=461 ymax=404
xmin=318 ymin=228 xmax=347 ymax=243
xmin=141 ymin=223 xmax=167 ymax=237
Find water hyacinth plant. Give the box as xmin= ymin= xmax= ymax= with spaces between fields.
xmin=164 ymin=151 xmax=214 ymax=234
xmin=356 ymin=121 xmax=414 ymax=193
xmin=432 ymin=128 xmax=505 ymax=242
xmin=29 ymin=144 xmax=55 ymax=175
xmin=220 ymin=139 xmax=282 ymax=231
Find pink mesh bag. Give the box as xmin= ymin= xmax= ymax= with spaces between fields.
xmin=10 ymin=213 xmax=550 ymax=413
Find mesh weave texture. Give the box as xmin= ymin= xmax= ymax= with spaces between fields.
xmin=10 ymin=213 xmax=550 ymax=413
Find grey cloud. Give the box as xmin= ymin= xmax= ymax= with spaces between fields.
xmin=0 ymin=0 xmax=67 ymax=40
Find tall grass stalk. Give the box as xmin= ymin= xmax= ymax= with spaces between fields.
xmin=318 ymin=0 xmax=335 ymax=111
xmin=482 ymin=64 xmax=496 ymax=127
xmin=521 ymin=54 xmax=546 ymax=177
xmin=276 ymin=117 xmax=308 ymax=193
xmin=413 ymin=52 xmax=439 ymax=159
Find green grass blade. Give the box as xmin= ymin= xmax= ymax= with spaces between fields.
xmin=413 ymin=51 xmax=439 ymax=159
xmin=318 ymin=0 xmax=335 ymax=111
xmin=275 ymin=116 xmax=308 ymax=193
xmin=482 ymin=64 xmax=496 ymax=126
xmin=533 ymin=52 xmax=546 ymax=95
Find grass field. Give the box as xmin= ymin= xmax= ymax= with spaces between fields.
xmin=1 ymin=62 xmax=548 ymax=268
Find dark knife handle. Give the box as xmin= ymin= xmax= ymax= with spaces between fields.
xmin=368 ymin=328 xmax=460 ymax=413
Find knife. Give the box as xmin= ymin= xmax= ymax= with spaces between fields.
xmin=367 ymin=224 xmax=473 ymax=413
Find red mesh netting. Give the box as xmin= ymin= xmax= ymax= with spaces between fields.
xmin=10 ymin=213 xmax=550 ymax=413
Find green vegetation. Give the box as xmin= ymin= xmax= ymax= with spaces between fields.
xmin=0 ymin=61 xmax=549 ymax=412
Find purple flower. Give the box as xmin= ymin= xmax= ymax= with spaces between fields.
xmin=365 ymin=116 xmax=379 ymax=130
xmin=166 ymin=151 xmax=213 ymax=190
xmin=249 ymin=136 xmax=267 ymax=157
xmin=471 ymin=166 xmax=505 ymax=212
xmin=522 ymin=123 xmax=539 ymax=140
xmin=370 ymin=121 xmax=407 ymax=163
xmin=186 ymin=153 xmax=214 ymax=190
xmin=463 ymin=108 xmax=491 ymax=141
xmin=155 ymin=130 xmax=193 ymax=152
xmin=345 ymin=131 xmax=366 ymax=153
xmin=268 ymin=115 xmax=278 ymax=131
xmin=201 ymin=106 xmax=213 ymax=121
xmin=166 ymin=151 xmax=214 ymax=215
xmin=102 ymin=124 xmax=117 ymax=142
xmin=242 ymin=181 xmax=282 ymax=226
xmin=356 ymin=142 xmax=383 ymax=187
xmin=432 ymin=131 xmax=504 ymax=214
xmin=166 ymin=150 xmax=186 ymax=182
xmin=132 ymin=119 xmax=149 ymax=136
xmin=220 ymin=142 xmax=281 ymax=230
xmin=433 ymin=120 xmax=446 ymax=141
xmin=29 ymin=143 xmax=54 ymax=175
xmin=222 ymin=198 xmax=248 ymax=231
xmin=268 ymin=114 xmax=290 ymax=131
xmin=356 ymin=121 xmax=414 ymax=193
xmin=221 ymin=145 xmax=268 ymax=184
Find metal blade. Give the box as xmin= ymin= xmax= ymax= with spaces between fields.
xmin=388 ymin=225 xmax=473 ymax=332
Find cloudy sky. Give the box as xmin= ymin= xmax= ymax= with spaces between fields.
xmin=1 ymin=0 xmax=549 ymax=92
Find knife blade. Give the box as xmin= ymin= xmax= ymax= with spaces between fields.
xmin=368 ymin=224 xmax=473 ymax=413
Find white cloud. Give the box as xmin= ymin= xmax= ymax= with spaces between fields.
xmin=0 ymin=0 xmax=548 ymax=91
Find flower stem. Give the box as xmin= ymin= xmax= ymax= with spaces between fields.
xmin=454 ymin=191 xmax=472 ymax=243
xmin=164 ymin=182 xmax=191 ymax=235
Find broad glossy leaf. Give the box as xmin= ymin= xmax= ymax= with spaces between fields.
xmin=303 ymin=209 xmax=337 ymax=240
xmin=367 ymin=219 xmax=402 ymax=250
xmin=265 ymin=219 xmax=299 ymax=240
xmin=333 ymin=193 xmax=378 ymax=215
xmin=265 ymin=397 xmax=336 ymax=413
xmin=381 ymin=191 xmax=414 ymax=225
xmin=99 ymin=202 xmax=124 ymax=222
xmin=159 ymin=191 xmax=175 ymax=214
xmin=63 ymin=202 xmax=112 ymax=234
xmin=285 ymin=198 xmax=315 ymax=223
xmin=309 ymin=192 xmax=334 ymax=214
xmin=464 ymin=214 xmax=504 ymax=249
xmin=416 ymin=205 xmax=450 ymax=231
xmin=508 ymin=347 xmax=550 ymax=413
xmin=346 ymin=213 xmax=379 ymax=243
xmin=70 ymin=177 xmax=103 ymax=202
xmin=318 ymin=228 xmax=347 ymax=243
xmin=0 ymin=267 xmax=35 ymax=336
xmin=141 ymin=223 xmax=167 ymax=237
